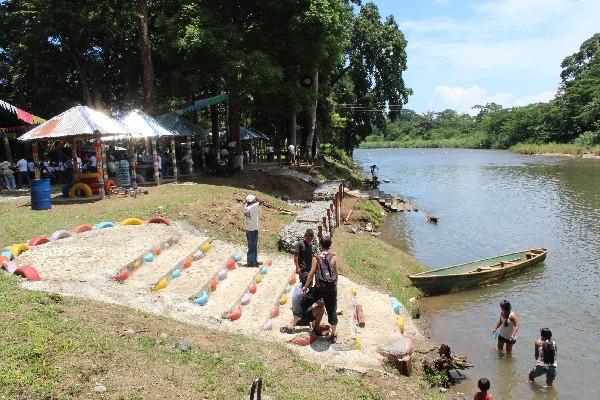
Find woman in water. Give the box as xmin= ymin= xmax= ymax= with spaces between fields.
xmin=492 ymin=300 xmax=519 ymax=354
xmin=528 ymin=328 xmax=557 ymax=387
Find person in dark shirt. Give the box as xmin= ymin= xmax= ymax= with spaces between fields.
xmin=293 ymin=229 xmax=316 ymax=286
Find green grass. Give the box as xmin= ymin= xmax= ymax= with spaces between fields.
xmin=334 ymin=230 xmax=425 ymax=313
xmin=0 ymin=183 xmax=295 ymax=252
xmin=359 ymin=135 xmax=488 ymax=150
xmin=0 ymin=273 xmax=384 ymax=399
xmin=313 ymin=155 xmax=364 ymax=189
xmin=355 ymin=200 xmax=384 ymax=226
xmin=510 ymin=142 xmax=600 ymax=156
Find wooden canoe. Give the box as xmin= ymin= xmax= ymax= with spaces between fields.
xmin=408 ymin=248 xmax=547 ymax=296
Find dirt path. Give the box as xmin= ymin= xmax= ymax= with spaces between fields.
xmin=14 ymin=223 xmax=422 ymax=374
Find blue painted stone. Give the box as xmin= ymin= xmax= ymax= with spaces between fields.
xmin=172 ymin=269 xmax=182 ymax=278
xmin=194 ymin=291 xmax=209 ymax=306
xmin=144 ymin=253 xmax=154 ymax=263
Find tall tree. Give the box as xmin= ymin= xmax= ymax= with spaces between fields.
xmin=137 ymin=0 xmax=157 ymax=116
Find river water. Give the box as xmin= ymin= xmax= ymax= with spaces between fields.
xmin=353 ymin=148 xmax=600 ymax=399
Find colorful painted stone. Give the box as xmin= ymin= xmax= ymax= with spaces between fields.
xmin=144 ymin=253 xmax=154 ymax=263
xmin=172 ymin=269 xmax=182 ymax=278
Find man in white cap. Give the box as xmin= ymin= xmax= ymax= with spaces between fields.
xmin=242 ymin=194 xmax=262 ymax=267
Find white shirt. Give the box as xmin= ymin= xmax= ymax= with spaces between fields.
xmin=76 ymin=157 xmax=82 ymax=170
xmin=267 ymin=146 xmax=274 ymax=153
xmin=16 ymin=159 xmax=28 ymax=172
xmin=288 ymin=144 xmax=295 ymax=153
xmin=89 ymin=155 xmax=97 ymax=167
xmin=243 ymin=202 xmax=260 ymax=231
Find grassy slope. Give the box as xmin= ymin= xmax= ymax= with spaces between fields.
xmin=0 ymin=274 xmax=383 ymax=400
xmin=0 ymin=183 xmax=296 ymax=253
xmin=333 ymin=230 xmax=425 ymax=314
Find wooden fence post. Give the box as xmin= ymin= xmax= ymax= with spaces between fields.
xmin=318 ymin=225 xmax=323 ymax=241
xmin=327 ymin=208 xmax=332 ymax=232
xmin=322 ymin=216 xmax=328 ymax=235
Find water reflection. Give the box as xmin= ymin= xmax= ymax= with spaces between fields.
xmin=354 ymin=149 xmax=600 ymax=399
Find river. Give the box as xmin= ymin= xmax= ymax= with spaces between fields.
xmin=353 ymin=148 xmax=600 ymax=399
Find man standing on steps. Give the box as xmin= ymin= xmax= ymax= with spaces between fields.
xmin=242 ymin=194 xmax=262 ymax=267
xmin=293 ymin=229 xmax=316 ymax=286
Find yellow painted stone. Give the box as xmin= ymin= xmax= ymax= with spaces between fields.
xmin=279 ymin=293 xmax=288 ymax=305
xmin=397 ymin=315 xmax=405 ymax=334
xmin=133 ymin=259 xmax=142 ymax=270
xmin=255 ymin=274 xmax=262 ymax=284
xmin=201 ymin=242 xmax=211 ymax=253
xmin=351 ymin=287 xmax=358 ymax=296
xmin=350 ymin=337 xmax=361 ymax=350
xmin=10 ymin=243 xmax=29 ymax=258
xmin=152 ymin=277 xmax=168 ymax=291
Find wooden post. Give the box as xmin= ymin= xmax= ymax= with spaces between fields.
xmin=333 ymin=194 xmax=339 ymax=229
xmin=95 ymin=139 xmax=105 ymax=199
xmin=327 ymin=208 xmax=332 ymax=232
xmin=171 ymin=137 xmax=178 ymax=182
xmin=32 ymin=142 xmax=40 ymax=179
xmin=151 ymin=138 xmax=160 ymax=185
xmin=2 ymin=135 xmax=11 ymax=163
xmin=339 ymin=183 xmax=344 ymax=200
xmin=71 ymin=139 xmax=78 ymax=181
xmin=187 ymin=136 xmax=193 ymax=176
xmin=317 ymin=225 xmax=323 ymax=241
xmin=337 ymin=192 xmax=342 ymax=227
xmin=128 ymin=138 xmax=138 ymax=189
xmin=322 ymin=216 xmax=328 ymax=235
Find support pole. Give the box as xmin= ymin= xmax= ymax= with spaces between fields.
xmin=151 ymin=138 xmax=160 ymax=185
xmin=187 ymin=136 xmax=193 ymax=176
xmin=95 ymin=138 xmax=105 ymax=199
xmin=327 ymin=208 xmax=332 ymax=233
xmin=334 ymin=193 xmax=339 ymax=228
xmin=71 ymin=139 xmax=78 ymax=181
xmin=171 ymin=137 xmax=178 ymax=182
xmin=2 ymin=135 xmax=11 ymax=163
xmin=322 ymin=216 xmax=328 ymax=235
xmin=32 ymin=142 xmax=40 ymax=179
xmin=128 ymin=138 xmax=138 ymax=189
xmin=317 ymin=225 xmax=323 ymax=241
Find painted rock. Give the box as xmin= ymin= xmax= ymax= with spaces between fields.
xmin=233 ymin=251 xmax=242 ymax=262
xmin=240 ymin=292 xmax=251 ymax=305
xmin=390 ymin=297 xmax=401 ymax=314
xmin=262 ymin=319 xmax=273 ymax=330
xmin=183 ymin=258 xmax=193 ymax=269
xmin=271 ymin=306 xmax=280 ymax=318
xmin=194 ymin=291 xmax=209 ymax=306
xmin=133 ymin=259 xmax=142 ymax=270
xmin=95 ymin=221 xmax=115 ymax=229
xmin=218 ymin=268 xmax=227 ymax=280
xmin=201 ymin=242 xmax=211 ymax=253
xmin=144 ymin=253 xmax=154 ymax=263
xmin=255 ymin=274 xmax=262 ymax=284
xmin=279 ymin=293 xmax=288 ymax=305
xmin=0 ymin=256 xmax=8 ymax=266
xmin=267 ymin=259 xmax=273 ymax=267
xmin=351 ymin=287 xmax=358 ymax=296
xmin=154 ymin=247 xmax=161 ymax=256
xmin=229 ymin=306 xmax=242 ymax=321
xmin=50 ymin=230 xmax=72 ymax=241
xmin=152 ymin=277 xmax=168 ymax=291
xmin=210 ymin=278 xmax=218 ymax=292
xmin=5 ymin=261 xmax=18 ymax=274
xmin=226 ymin=259 xmax=237 ymax=270
xmin=0 ymin=251 xmax=13 ymax=261
xmin=172 ymin=269 xmax=182 ymax=278
xmin=284 ymin=284 xmax=291 ymax=293
xmin=192 ymin=251 xmax=204 ymax=261
xmin=10 ymin=243 xmax=29 ymax=258
xmin=397 ymin=315 xmax=405 ymax=334
xmin=260 ymin=265 xmax=268 ymax=275
xmin=248 ymin=282 xmax=257 ymax=294
xmin=114 ymin=270 xmax=129 ymax=282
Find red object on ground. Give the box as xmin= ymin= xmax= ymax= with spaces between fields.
xmin=210 ymin=278 xmax=218 ymax=291
xmin=183 ymin=258 xmax=193 ymax=269
xmin=291 ymin=336 xmax=311 ymax=346
xmin=0 ymin=256 xmax=8 ymax=266
xmin=226 ymin=259 xmax=236 ymax=270
xmin=28 ymin=237 xmax=50 ymax=246
xmin=114 ymin=270 xmax=129 ymax=282
xmin=14 ymin=265 xmax=41 ymax=281
xmin=73 ymin=224 xmax=93 ymax=234
xmin=229 ymin=306 xmax=242 ymax=321
xmin=104 ymin=179 xmax=117 ymax=195
xmin=248 ymin=282 xmax=257 ymax=294
xmin=147 ymin=215 xmax=172 ymax=226
xmin=154 ymin=247 xmax=161 ymax=255
xmin=271 ymin=306 xmax=280 ymax=318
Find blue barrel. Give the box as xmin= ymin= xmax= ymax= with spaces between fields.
xmin=31 ymin=179 xmax=52 ymax=210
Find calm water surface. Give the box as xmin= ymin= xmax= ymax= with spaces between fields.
xmin=354 ymin=148 xmax=600 ymax=399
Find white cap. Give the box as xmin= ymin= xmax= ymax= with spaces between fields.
xmin=245 ymin=194 xmax=256 ymax=203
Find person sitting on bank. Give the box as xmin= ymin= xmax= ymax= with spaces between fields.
xmin=303 ymin=236 xmax=338 ymax=344
xmin=492 ymin=299 xmax=519 ymax=354
xmin=474 ymin=377 xmax=493 ymax=400
xmin=528 ymin=328 xmax=558 ymax=387
xmin=280 ymin=285 xmax=325 ymax=334
xmin=293 ymin=229 xmax=316 ymax=286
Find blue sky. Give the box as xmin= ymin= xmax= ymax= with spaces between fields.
xmin=372 ymin=0 xmax=600 ymax=114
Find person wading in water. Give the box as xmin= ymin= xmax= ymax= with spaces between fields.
xmin=492 ymin=299 xmax=519 ymax=354
xmin=528 ymin=328 xmax=558 ymax=387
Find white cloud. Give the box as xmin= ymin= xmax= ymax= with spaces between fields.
xmin=428 ymin=85 xmax=556 ymax=114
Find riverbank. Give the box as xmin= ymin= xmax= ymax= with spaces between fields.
xmin=0 ymin=160 xmax=449 ymax=400
xmin=509 ymin=142 xmax=600 ymax=158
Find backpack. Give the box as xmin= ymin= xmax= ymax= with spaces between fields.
xmin=316 ymin=252 xmax=337 ymax=290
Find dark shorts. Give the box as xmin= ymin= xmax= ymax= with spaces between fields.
xmin=315 ymin=288 xmax=337 ymax=326
xmin=498 ymin=335 xmax=517 ymax=345
xmin=530 ymin=365 xmax=557 ymax=380
xmin=297 ymin=308 xmax=316 ymax=326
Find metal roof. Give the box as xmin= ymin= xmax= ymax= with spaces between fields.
xmin=18 ymin=105 xmax=133 ymax=141
xmin=156 ymin=112 xmax=205 ymax=137
xmin=119 ymin=109 xmax=175 ymax=138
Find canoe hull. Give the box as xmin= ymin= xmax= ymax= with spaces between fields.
xmin=409 ymin=249 xmax=546 ymax=296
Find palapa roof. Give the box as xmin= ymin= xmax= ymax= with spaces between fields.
xmin=18 ymin=105 xmax=132 ymax=141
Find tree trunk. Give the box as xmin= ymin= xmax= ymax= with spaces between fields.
xmin=137 ymin=0 xmax=157 ymax=116
xmin=211 ymin=104 xmax=220 ymax=149
xmin=287 ymin=110 xmax=297 ymax=147
xmin=229 ymin=95 xmax=242 ymax=154
xmin=305 ymin=70 xmax=319 ymax=160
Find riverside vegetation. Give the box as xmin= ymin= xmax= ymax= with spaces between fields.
xmin=360 ymin=33 xmax=600 ymax=156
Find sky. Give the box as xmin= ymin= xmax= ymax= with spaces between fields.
xmin=372 ymin=0 xmax=600 ymax=114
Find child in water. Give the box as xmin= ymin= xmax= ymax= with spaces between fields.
xmin=474 ymin=378 xmax=493 ymax=400
xmin=492 ymin=299 xmax=519 ymax=354
xmin=528 ymin=328 xmax=558 ymax=387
